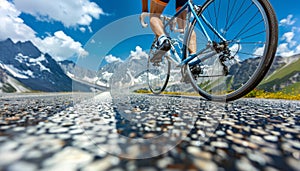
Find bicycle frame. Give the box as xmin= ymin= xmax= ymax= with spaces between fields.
xmin=146 ymin=0 xmax=278 ymax=101
xmin=163 ymin=0 xmax=227 ymax=67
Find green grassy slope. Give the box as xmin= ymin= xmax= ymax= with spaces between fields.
xmin=258 ymin=58 xmax=300 ymax=92
xmin=281 ymin=82 xmax=300 ymax=94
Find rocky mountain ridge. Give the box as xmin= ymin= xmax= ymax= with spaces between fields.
xmin=0 ymin=39 xmax=98 ymax=93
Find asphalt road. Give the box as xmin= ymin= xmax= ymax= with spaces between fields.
xmin=0 ymin=92 xmax=299 ymax=171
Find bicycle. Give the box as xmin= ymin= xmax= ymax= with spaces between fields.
xmin=140 ymin=0 xmax=278 ymax=102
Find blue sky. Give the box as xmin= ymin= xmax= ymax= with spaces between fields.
xmin=1 ymin=0 xmax=300 ymax=70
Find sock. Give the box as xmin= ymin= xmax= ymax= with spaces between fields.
xmin=157 ymin=34 xmax=168 ymax=46
xmin=190 ymin=53 xmax=197 ymax=57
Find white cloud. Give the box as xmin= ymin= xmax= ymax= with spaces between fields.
xmin=276 ymin=14 xmax=300 ymax=57
xmin=253 ymin=45 xmax=264 ymax=57
xmin=129 ymin=46 xmax=148 ymax=60
xmin=229 ymin=44 xmax=241 ymax=61
xmin=33 ymin=31 xmax=88 ymax=61
xmin=0 ymin=0 xmax=88 ymax=61
xmin=279 ymin=14 xmax=296 ymax=26
xmin=79 ymin=27 xmax=86 ymax=33
xmin=0 ymin=0 xmax=36 ymax=42
xmin=281 ymin=31 xmax=296 ymax=47
xmin=292 ymin=26 xmax=300 ymax=32
xmin=105 ymin=54 xmax=123 ymax=63
xmin=276 ymin=24 xmax=300 ymax=57
xmin=106 ymin=46 xmax=148 ymax=64
xmin=88 ymin=26 xmax=93 ymax=33
xmin=13 ymin=0 xmax=105 ymax=28
xmin=277 ymin=43 xmax=296 ymax=57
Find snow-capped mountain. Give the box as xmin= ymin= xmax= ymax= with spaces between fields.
xmin=105 ymin=49 xmax=183 ymax=93
xmin=0 ymin=66 xmax=29 ymax=93
xmin=0 ymin=38 xmax=92 ymax=92
xmin=59 ymin=43 xmax=300 ymax=95
xmin=97 ymin=61 xmax=123 ymax=87
xmin=59 ymin=60 xmax=113 ymax=89
xmin=110 ymin=52 xmax=148 ymax=87
xmin=59 ymin=60 xmax=97 ymax=83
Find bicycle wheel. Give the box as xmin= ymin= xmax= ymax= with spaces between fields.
xmin=184 ymin=0 xmax=278 ymax=102
xmin=147 ymin=41 xmax=171 ymax=95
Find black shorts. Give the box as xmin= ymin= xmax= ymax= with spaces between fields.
xmin=154 ymin=0 xmax=188 ymax=10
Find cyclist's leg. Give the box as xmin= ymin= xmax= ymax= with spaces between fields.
xmin=188 ymin=29 xmax=197 ymax=54
xmin=177 ymin=0 xmax=198 ymax=83
xmin=176 ymin=0 xmax=196 ymax=54
xmin=176 ymin=0 xmax=186 ymax=32
xmin=150 ymin=0 xmax=168 ymax=37
xmin=149 ymin=0 xmax=172 ymax=63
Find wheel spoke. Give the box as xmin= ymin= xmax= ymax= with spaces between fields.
xmin=185 ymin=0 xmax=277 ymax=101
xmin=232 ymin=11 xmax=261 ymax=40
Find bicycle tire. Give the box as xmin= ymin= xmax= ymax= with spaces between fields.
xmin=184 ymin=0 xmax=278 ymax=102
xmin=147 ymin=41 xmax=171 ymax=95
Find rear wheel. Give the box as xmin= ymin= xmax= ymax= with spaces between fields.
xmin=185 ymin=0 xmax=278 ymax=101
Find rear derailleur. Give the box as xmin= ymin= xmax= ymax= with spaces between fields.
xmin=213 ymin=41 xmax=234 ymax=76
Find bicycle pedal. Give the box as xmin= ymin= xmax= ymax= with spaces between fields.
xmin=150 ymin=50 xmax=165 ymax=63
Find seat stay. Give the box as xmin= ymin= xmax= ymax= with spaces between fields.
xmin=177 ymin=46 xmax=214 ymax=67
xmin=161 ymin=0 xmax=226 ymax=66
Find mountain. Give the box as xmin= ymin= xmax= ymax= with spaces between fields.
xmin=59 ymin=60 xmax=98 ymax=84
xmin=109 ymin=52 xmax=148 ymax=88
xmin=59 ymin=60 xmax=110 ymax=90
xmin=0 ymin=38 xmax=72 ymax=92
xmin=104 ymin=50 xmax=184 ymax=93
xmin=58 ymin=43 xmax=300 ymax=95
xmin=97 ymin=61 xmax=123 ymax=87
xmin=103 ymin=52 xmax=300 ymax=95
xmin=226 ymin=54 xmax=300 ymax=93
xmin=0 ymin=38 xmax=97 ymax=93
xmin=258 ymin=54 xmax=300 ymax=93
xmin=0 ymin=65 xmax=31 ymax=93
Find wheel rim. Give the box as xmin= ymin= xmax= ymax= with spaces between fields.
xmin=186 ymin=0 xmax=277 ymax=101
xmin=147 ymin=50 xmax=171 ymax=94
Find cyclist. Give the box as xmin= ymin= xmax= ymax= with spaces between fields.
xmin=141 ymin=0 xmax=199 ymax=82
xmin=141 ymin=0 xmax=197 ymax=63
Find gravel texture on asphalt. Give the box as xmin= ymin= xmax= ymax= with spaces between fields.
xmin=0 ymin=92 xmax=299 ymax=171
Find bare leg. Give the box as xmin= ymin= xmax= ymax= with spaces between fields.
xmin=150 ymin=0 xmax=166 ymax=37
xmin=177 ymin=10 xmax=186 ymax=33
xmin=177 ymin=10 xmax=196 ymax=54
xmin=189 ymin=30 xmax=197 ymax=54
xmin=150 ymin=0 xmax=196 ymax=55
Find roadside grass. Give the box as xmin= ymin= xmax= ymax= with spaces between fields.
xmin=245 ymin=89 xmax=300 ymax=100
xmin=135 ymin=89 xmax=300 ymax=100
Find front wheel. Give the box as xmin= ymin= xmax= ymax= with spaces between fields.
xmin=147 ymin=40 xmax=171 ymax=95
xmin=185 ymin=0 xmax=278 ymax=102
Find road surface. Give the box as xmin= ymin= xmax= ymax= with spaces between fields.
xmin=0 ymin=92 xmax=299 ymax=171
